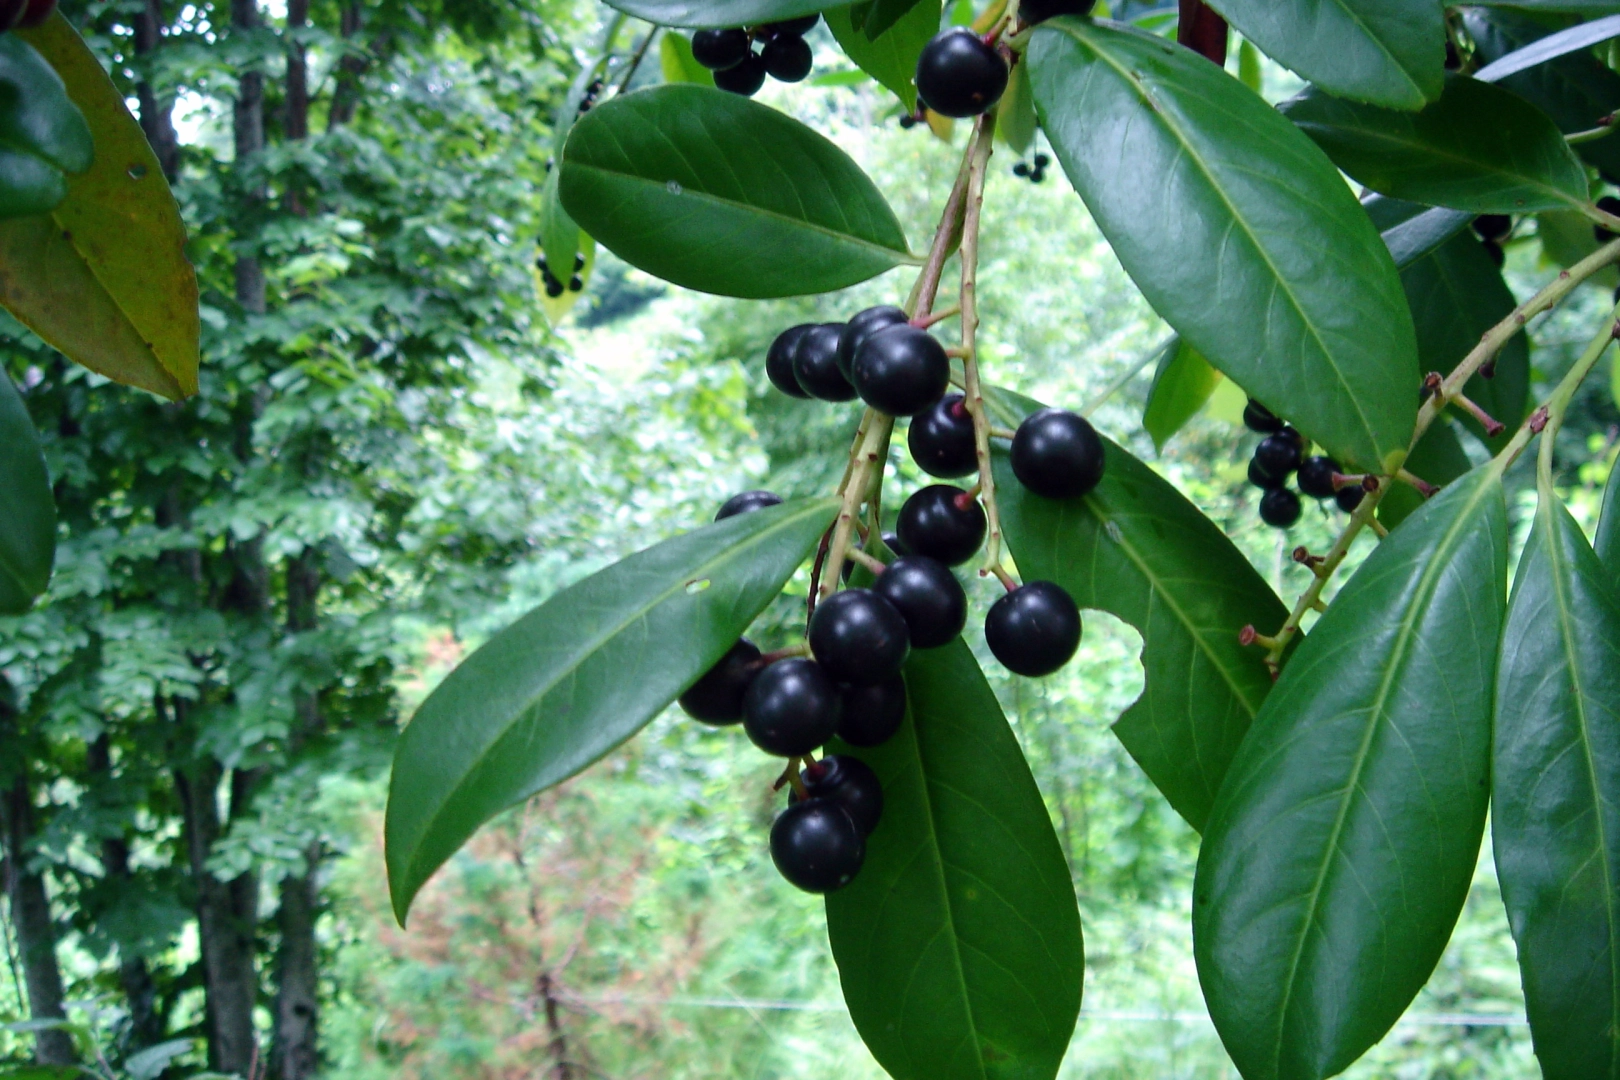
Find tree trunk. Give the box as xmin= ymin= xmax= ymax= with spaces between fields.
xmin=1 ymin=777 xmax=76 ymax=1066
xmin=233 ymin=0 xmax=266 ymax=314
xmin=327 ymin=2 xmax=366 ymax=130
xmin=285 ymin=0 xmax=309 ymax=142
xmin=131 ymin=0 xmax=179 ymax=181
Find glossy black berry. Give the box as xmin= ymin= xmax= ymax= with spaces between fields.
xmin=1019 ymin=0 xmax=1096 ymax=23
xmin=770 ymin=799 xmax=864 ymax=893
xmin=692 ymin=28 xmax=751 ymax=70
xmin=679 ymin=638 xmax=760 ymax=724
xmin=1297 ymin=456 xmax=1340 ymax=500
xmin=793 ymin=323 xmax=856 ymax=401
xmin=915 ymin=28 xmax=1008 ymax=119
xmin=1472 ymin=214 xmax=1511 ymax=242
xmin=760 ymin=13 xmax=818 ymax=36
xmin=899 ymin=113 xmax=918 ymax=129
xmin=897 ymin=484 xmax=986 ymax=566
xmin=544 ymin=279 xmax=564 ymax=298
xmin=1011 ymin=408 xmax=1106 ymax=499
xmin=1596 ymin=196 xmax=1620 ymax=243
xmin=837 ymin=305 xmax=909 ymax=379
xmin=1242 ymin=398 xmax=1284 ymax=434
xmin=1259 ymin=487 xmax=1302 ymax=528
xmin=762 ymin=34 xmax=813 ymax=81
xmin=802 ymin=754 xmax=884 ymax=836
xmin=568 ymin=275 xmax=583 ymax=291
xmin=1335 ymin=485 xmax=1365 ymax=513
xmin=1247 ymin=456 xmax=1284 ymax=490
xmin=985 ymin=581 xmax=1081 ymax=677
xmin=1254 ymin=432 xmax=1303 ymax=478
xmin=907 ymin=393 xmax=977 ymax=478
xmin=716 ymin=489 xmax=782 ymax=520
xmin=881 ymin=530 xmax=908 ymax=557
xmin=872 ymin=555 xmax=966 ymax=648
xmin=1013 ymin=161 xmax=1030 ymax=177
xmin=714 ymin=53 xmax=768 ymax=95
xmin=808 ymin=588 xmax=910 ymax=685
xmin=767 ymin=324 xmax=813 ymax=398
xmin=743 ymin=657 xmax=841 ymax=756
xmin=852 ymin=325 xmax=950 ymax=417
xmin=837 ymin=674 xmax=905 ymax=747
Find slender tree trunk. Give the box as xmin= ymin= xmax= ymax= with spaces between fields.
xmin=86 ymin=737 xmax=163 ymax=1050
xmin=233 ymin=0 xmax=266 ymax=314
xmin=537 ymin=972 xmax=574 ymax=1080
xmin=1 ymin=778 xmax=76 ymax=1066
xmin=285 ymin=0 xmax=309 ymax=142
xmin=327 ymin=2 xmax=366 ymax=130
xmin=131 ymin=0 xmax=179 ymax=181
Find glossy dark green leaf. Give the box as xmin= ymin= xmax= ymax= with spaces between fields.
xmin=987 ymin=388 xmax=1286 ymax=832
xmin=602 ymin=0 xmax=823 ymax=30
xmin=659 ymin=30 xmax=715 ymax=87
xmin=0 ymin=34 xmax=91 ymax=218
xmin=1598 ymin=457 xmax=1620 ymax=579
xmin=1376 ymin=420 xmax=1471 ymax=530
xmin=1495 ymin=488 xmax=1620 ymax=1080
xmin=0 ymin=370 xmax=54 ymax=615
xmin=996 ymin=59 xmax=1037 ymax=155
xmin=559 ymin=86 xmax=914 ymax=299
xmin=1142 ymin=336 xmax=1221 ymax=452
xmin=537 ymin=169 xmax=582 ymax=289
xmin=827 ymin=0 xmax=940 ymax=112
xmin=1376 ymin=202 xmax=1473 ymax=269
xmin=862 ymin=0 xmax=928 ymax=39
xmin=1281 ymin=77 xmax=1587 ymax=214
xmin=1194 ymin=467 xmax=1507 ymax=1080
xmin=1469 ymin=1 xmax=1620 ymax=13
xmin=825 ymin=640 xmax=1084 ymax=1080
xmin=1028 ymin=19 xmax=1418 ymax=474
xmin=386 ymin=496 xmax=837 ymax=923
xmin=1205 ymin=0 xmax=1442 ymax=109
xmin=1476 ymin=13 xmax=1620 ymax=81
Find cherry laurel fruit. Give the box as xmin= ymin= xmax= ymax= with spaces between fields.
xmin=679 ymin=638 xmax=761 ymax=724
xmin=716 ymin=490 xmax=782 ymax=520
xmin=985 ymin=581 xmax=1082 ymax=677
xmin=1242 ymin=398 xmax=1284 ymax=435
xmin=762 ymin=34 xmax=813 ymax=82
xmin=808 ymin=588 xmax=911 ymax=685
xmin=916 ymin=28 xmax=1008 ymax=119
xmin=852 ymin=324 xmax=950 ymax=417
xmin=908 ymin=393 xmax=977 ymax=478
xmin=793 ymin=323 xmax=857 ymax=402
xmin=897 ymin=484 xmax=987 ymax=566
xmin=837 ymin=305 xmax=909 ymax=379
xmin=771 ymin=799 xmax=864 ymax=893
xmin=767 ymin=324 xmax=814 ymax=398
xmin=802 ymin=754 xmax=884 ymax=836
xmin=714 ymin=53 xmax=769 ymax=96
xmin=838 ymin=674 xmax=906 ymax=747
xmin=1010 ymin=408 xmax=1106 ymax=499
xmin=1259 ymin=486 xmax=1303 ymax=528
xmin=692 ymin=28 xmax=751 ymax=70
xmin=1297 ymin=455 xmax=1340 ymax=500
xmin=872 ymin=555 xmax=966 ymax=648
xmin=743 ymin=657 xmax=841 ymax=756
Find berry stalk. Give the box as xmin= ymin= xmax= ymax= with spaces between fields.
xmin=955 ymin=112 xmax=1005 ymax=577
xmin=1521 ymin=300 xmax=1620 ymax=484
xmin=820 ymin=412 xmax=895 ymax=600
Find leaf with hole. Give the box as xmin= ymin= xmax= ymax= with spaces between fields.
xmin=1494 ymin=486 xmax=1620 ymax=1080
xmin=559 ymin=86 xmax=914 ymax=298
xmin=1028 ymin=18 xmax=1418 ymax=473
xmin=1141 ymin=336 xmax=1221 ymax=452
xmin=0 ymin=370 xmax=53 ymax=615
xmin=1280 ymin=76 xmax=1588 ymax=214
xmin=824 ymin=639 xmax=1084 ymax=1080
xmin=0 ymin=34 xmax=90 ymax=217
xmin=1194 ymin=467 xmax=1507 ymax=1080
xmin=385 ymin=496 xmax=837 ymax=923
xmin=827 ymin=0 xmax=940 ymax=113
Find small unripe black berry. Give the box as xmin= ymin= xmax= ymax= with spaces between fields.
xmin=838 ymin=674 xmax=905 ymax=747
xmin=837 ymin=305 xmax=909 ymax=379
xmin=760 ymin=13 xmax=818 ymax=36
xmin=1242 ymin=398 xmax=1284 ymax=434
xmin=692 ymin=28 xmax=751 ymax=70
xmin=985 ymin=581 xmax=1081 ymax=677
xmin=897 ymin=485 xmax=986 ymax=566
xmin=771 ymin=799 xmax=863 ymax=893
xmin=1019 ymin=0 xmax=1095 ymax=24
xmin=767 ymin=324 xmax=814 ymax=398
xmin=716 ymin=490 xmax=782 ymax=520
xmin=743 ymin=658 xmax=841 ymax=756
xmin=1335 ymin=485 xmax=1365 ymax=513
xmin=872 ymin=555 xmax=966 ymax=648
xmin=679 ymin=638 xmax=760 ymax=724
xmin=1011 ymin=408 xmax=1106 ymax=499
xmin=852 ymin=325 xmax=950 ymax=417
xmin=808 ymin=588 xmax=910 ymax=685
xmin=1254 ymin=432 xmax=1303 ymax=477
xmin=762 ymin=34 xmax=813 ymax=82
xmin=915 ymin=28 xmax=1008 ymax=119
xmin=1472 ymin=214 xmax=1510 ymax=242
xmin=714 ymin=52 xmax=768 ymax=95
xmin=802 ymin=754 xmax=884 ymax=836
xmin=1259 ymin=487 xmax=1302 ymax=528
xmin=1247 ymin=456 xmax=1284 ymax=490
xmin=1297 ymin=456 xmax=1340 ymax=500
xmin=793 ymin=323 xmax=857 ymax=401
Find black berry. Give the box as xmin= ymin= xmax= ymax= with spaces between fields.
xmin=897 ymin=484 xmax=986 ymax=566
xmin=1297 ymin=456 xmax=1340 ymax=500
xmin=678 ymin=638 xmax=761 ymax=724
xmin=1247 ymin=456 xmax=1284 ymax=490
xmin=760 ymin=13 xmax=818 ymax=36
xmin=985 ymin=581 xmax=1082 ymax=677
xmin=872 ymin=555 xmax=966 ymax=649
xmin=881 ymin=530 xmax=908 ymax=557
xmin=1259 ymin=487 xmax=1302 ymax=528
xmin=1596 ymin=196 xmax=1620 ymax=243
xmin=1253 ymin=432 xmax=1303 ymax=478
xmin=568 ymin=275 xmax=583 ymax=291
xmin=762 ymin=34 xmax=813 ymax=82
xmin=837 ymin=305 xmax=909 ymax=379
xmin=808 ymin=588 xmax=910 ymax=685
xmin=907 ymin=393 xmax=977 ymax=478
xmin=1013 ymin=161 xmax=1030 ymax=177
xmin=1010 ymin=408 xmax=1106 ymax=499
xmin=1242 ymin=398 xmax=1284 ymax=434
xmin=1335 ymin=485 xmax=1365 ymax=513
xmin=716 ymin=490 xmax=782 ymax=520
xmin=692 ymin=28 xmax=751 ymax=70
xmin=793 ymin=323 xmax=857 ymax=401
xmin=770 ymin=799 xmax=863 ymax=893
xmin=1019 ymin=0 xmax=1096 ymax=23
xmin=743 ymin=657 xmax=841 ymax=756
xmin=915 ymin=28 xmax=1008 ymax=119
xmin=767 ymin=324 xmax=813 ymax=398
xmin=802 ymin=754 xmax=884 ymax=836
xmin=714 ymin=53 xmax=768 ymax=95
xmin=838 ymin=674 xmax=905 ymax=747
xmin=1472 ymin=215 xmax=1511 ymax=242
xmin=852 ymin=325 xmax=950 ymax=417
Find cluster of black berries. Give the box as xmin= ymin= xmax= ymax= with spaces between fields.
xmin=576 ymin=78 xmax=605 ymax=115
xmin=766 ymin=305 xmax=949 ymax=415
xmin=1242 ymin=399 xmax=1362 ymax=529
xmin=536 ymin=251 xmax=585 ymax=298
xmin=916 ymin=28 xmax=1008 ymax=118
xmin=1012 ymin=153 xmax=1050 ymax=184
xmin=693 ymin=16 xmax=818 ymax=96
xmin=1475 ymin=213 xmax=1511 ymax=268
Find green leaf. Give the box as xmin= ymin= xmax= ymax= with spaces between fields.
xmin=538 ymin=168 xmax=582 ymax=289
xmin=827 ymin=0 xmax=940 ymax=112
xmin=1365 ymin=193 xmax=1473 ymax=270
xmin=1280 ymin=76 xmax=1588 ymax=214
xmin=2 ymin=15 xmax=199 ymax=400
xmin=385 ymin=497 xmax=837 ymax=923
xmin=1494 ymin=487 xmax=1620 ymax=1080
xmin=862 ymin=0 xmax=928 ymax=40
xmin=1469 ymin=1 xmax=1620 ymax=13
xmin=125 ymin=1039 xmax=195 ymax=1080
xmin=1194 ymin=467 xmax=1508 ymax=1080
xmin=1376 ymin=420 xmax=1471 ymax=530
xmin=1028 ymin=19 xmax=1419 ymax=473
xmin=658 ymin=30 xmax=715 ymax=86
xmin=995 ymin=57 xmax=1037 ymax=156
xmin=1204 ymin=0 xmax=1443 ymax=109
xmin=1141 ymin=336 xmax=1221 ymax=452
xmin=0 ymin=370 xmax=54 ymax=615
xmin=987 ymin=386 xmax=1287 ymax=832
xmin=824 ymin=640 xmax=1084 ymax=1080
xmin=1237 ymin=38 xmax=1262 ymax=92
xmin=0 ymin=35 xmax=90 ymax=217
xmin=1598 ymin=456 xmax=1620 ymax=579
xmin=1475 ymin=13 xmax=1620 ymax=82
xmin=559 ymin=85 xmax=914 ymax=299
xmin=601 ymin=0 xmax=824 ymax=29
xmin=0 ymin=1068 xmax=87 ymax=1080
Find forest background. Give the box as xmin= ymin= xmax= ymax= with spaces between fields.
xmin=0 ymin=0 xmax=1616 ymax=1076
